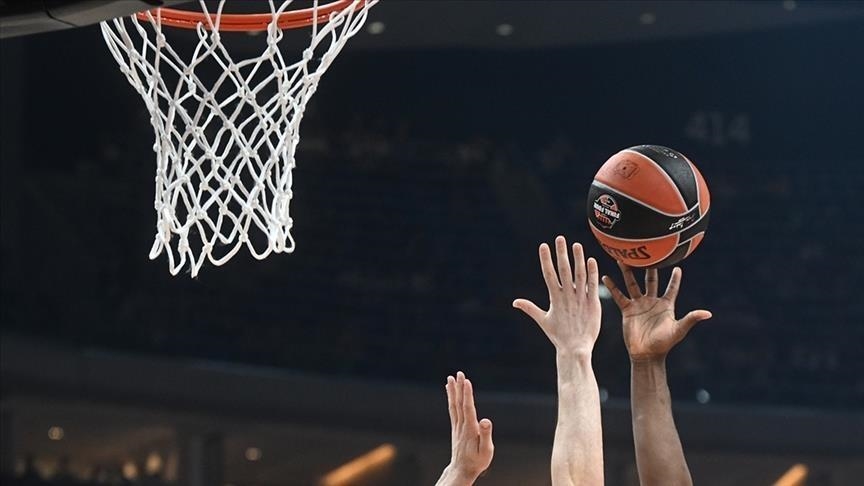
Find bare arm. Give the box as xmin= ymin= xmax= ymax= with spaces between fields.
xmin=603 ymin=264 xmax=712 ymax=486
xmin=435 ymin=371 xmax=494 ymax=486
xmin=514 ymin=236 xmax=604 ymax=486
xmin=630 ymin=357 xmax=689 ymax=486
xmin=552 ymin=350 xmax=603 ymax=486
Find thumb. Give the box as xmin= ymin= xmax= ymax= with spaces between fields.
xmin=679 ymin=310 xmax=712 ymax=334
xmin=479 ymin=418 xmax=493 ymax=450
xmin=512 ymin=299 xmax=545 ymax=323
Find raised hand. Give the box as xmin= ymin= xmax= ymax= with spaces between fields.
xmin=513 ymin=236 xmax=605 ymax=486
xmin=602 ymin=263 xmax=712 ymax=361
xmin=513 ymin=236 xmax=602 ymax=355
xmin=436 ymin=371 xmax=494 ymax=486
xmin=604 ymin=263 xmax=710 ymax=486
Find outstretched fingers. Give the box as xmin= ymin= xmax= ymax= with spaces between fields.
xmin=539 ymin=243 xmax=561 ymax=291
xmin=678 ymin=309 xmax=713 ymax=334
xmin=479 ymin=418 xmax=494 ymax=453
xmin=601 ymin=275 xmax=630 ymax=309
xmin=455 ymin=371 xmax=465 ymax=425
xmin=446 ymin=376 xmax=457 ymax=426
xmin=586 ymin=257 xmax=599 ymax=300
xmin=512 ymin=298 xmax=546 ymax=325
xmin=645 ymin=268 xmax=659 ymax=297
xmin=463 ymin=378 xmax=480 ymax=433
xmin=617 ymin=261 xmax=643 ymax=298
xmin=663 ymin=267 xmax=683 ymax=301
xmin=572 ymin=242 xmax=587 ymax=288
xmin=555 ymin=236 xmax=573 ymax=287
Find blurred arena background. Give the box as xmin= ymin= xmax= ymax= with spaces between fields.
xmin=1 ymin=1 xmax=863 ymax=485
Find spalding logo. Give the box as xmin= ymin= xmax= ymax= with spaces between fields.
xmin=593 ymin=194 xmax=621 ymax=229
xmin=614 ymin=159 xmax=640 ymax=180
xmin=600 ymin=243 xmax=651 ymax=260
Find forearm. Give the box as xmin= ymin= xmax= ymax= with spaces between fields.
xmin=551 ymin=351 xmax=604 ymax=486
xmin=631 ymin=358 xmax=692 ymax=486
xmin=435 ymin=464 xmax=476 ymax=486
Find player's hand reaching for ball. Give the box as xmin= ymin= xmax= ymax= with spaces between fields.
xmin=514 ymin=237 xmax=605 ymax=485
xmin=436 ymin=371 xmax=494 ymax=486
xmin=513 ymin=236 xmax=602 ymax=356
xmin=602 ymin=263 xmax=712 ymax=361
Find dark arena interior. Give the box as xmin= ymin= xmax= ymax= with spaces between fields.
xmin=1 ymin=1 xmax=863 ymax=485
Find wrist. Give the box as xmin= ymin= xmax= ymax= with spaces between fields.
xmin=555 ymin=348 xmax=593 ymax=362
xmin=629 ymin=353 xmax=667 ymax=365
xmin=630 ymin=356 xmax=668 ymax=392
xmin=556 ymin=350 xmax=594 ymax=386
xmin=442 ymin=464 xmax=479 ymax=486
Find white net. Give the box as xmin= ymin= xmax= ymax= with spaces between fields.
xmin=100 ymin=0 xmax=374 ymax=276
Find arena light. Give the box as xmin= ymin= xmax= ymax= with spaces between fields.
xmin=495 ymin=23 xmax=514 ymax=37
xmin=122 ymin=461 xmax=139 ymax=480
xmin=145 ymin=452 xmax=163 ymax=475
xmin=639 ymin=13 xmax=656 ymax=25
xmin=320 ymin=443 xmax=397 ymax=486
xmin=598 ymin=284 xmax=612 ymax=300
xmin=782 ymin=0 xmax=797 ymax=11
xmin=773 ymin=464 xmax=808 ymax=486
xmin=47 ymin=426 xmax=64 ymax=441
xmin=245 ymin=447 xmax=263 ymax=462
xmin=367 ymin=21 xmax=385 ymax=35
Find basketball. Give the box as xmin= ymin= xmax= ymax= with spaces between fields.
xmin=587 ymin=145 xmax=710 ymax=268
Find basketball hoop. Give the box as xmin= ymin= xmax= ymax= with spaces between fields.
xmin=100 ymin=0 xmax=375 ymax=276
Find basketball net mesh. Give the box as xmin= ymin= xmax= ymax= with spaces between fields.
xmin=100 ymin=1 xmax=374 ymax=276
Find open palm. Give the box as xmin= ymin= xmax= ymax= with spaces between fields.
xmin=602 ymin=263 xmax=711 ymax=360
xmin=513 ymin=236 xmax=602 ymax=355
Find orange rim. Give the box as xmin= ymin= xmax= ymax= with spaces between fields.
xmin=135 ymin=0 xmax=361 ymax=32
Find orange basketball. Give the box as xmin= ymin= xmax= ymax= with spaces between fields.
xmin=587 ymin=145 xmax=710 ymax=268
